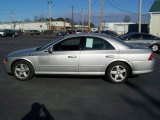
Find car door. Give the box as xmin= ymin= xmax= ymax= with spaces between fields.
xmin=141 ymin=34 xmax=156 ymax=46
xmin=125 ymin=34 xmax=141 ymax=45
xmin=79 ymin=37 xmax=119 ymax=75
xmin=37 ymin=37 xmax=81 ymax=74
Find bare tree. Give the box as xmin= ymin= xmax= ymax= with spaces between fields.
xmin=24 ymin=19 xmax=31 ymax=22
xmin=124 ymin=15 xmax=131 ymax=22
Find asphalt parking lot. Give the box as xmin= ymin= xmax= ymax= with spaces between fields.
xmin=0 ymin=36 xmax=160 ymax=120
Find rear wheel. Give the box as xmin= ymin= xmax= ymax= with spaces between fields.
xmin=12 ymin=60 xmax=34 ymax=81
xmin=106 ymin=62 xmax=130 ymax=83
xmin=151 ymin=44 xmax=159 ymax=52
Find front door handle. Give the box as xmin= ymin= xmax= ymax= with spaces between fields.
xmin=105 ymin=55 xmax=115 ymax=58
xmin=68 ymin=55 xmax=77 ymax=58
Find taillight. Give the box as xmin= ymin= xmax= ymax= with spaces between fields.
xmin=148 ymin=53 xmax=154 ymax=61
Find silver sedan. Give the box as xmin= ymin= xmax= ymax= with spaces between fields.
xmin=3 ymin=33 xmax=155 ymax=83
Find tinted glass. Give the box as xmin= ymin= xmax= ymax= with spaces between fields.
xmin=142 ymin=34 xmax=159 ymax=40
xmin=83 ymin=37 xmax=115 ymax=50
xmin=54 ymin=37 xmax=81 ymax=51
xmin=129 ymin=34 xmax=141 ymax=40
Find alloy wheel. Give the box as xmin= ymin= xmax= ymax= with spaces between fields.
xmin=151 ymin=44 xmax=159 ymax=52
xmin=110 ymin=65 xmax=127 ymax=82
xmin=14 ymin=63 xmax=30 ymax=79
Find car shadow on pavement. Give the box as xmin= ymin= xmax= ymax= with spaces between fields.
xmin=120 ymin=81 xmax=160 ymax=119
xmin=21 ymin=102 xmax=55 ymax=120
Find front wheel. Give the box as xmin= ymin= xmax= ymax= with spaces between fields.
xmin=106 ymin=62 xmax=130 ymax=83
xmin=12 ymin=34 xmax=15 ymax=38
xmin=12 ymin=60 xmax=34 ymax=81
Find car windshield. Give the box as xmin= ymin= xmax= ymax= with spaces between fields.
xmin=118 ymin=34 xmax=130 ymax=40
xmin=36 ymin=37 xmax=64 ymax=51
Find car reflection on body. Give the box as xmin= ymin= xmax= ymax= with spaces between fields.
xmin=3 ymin=33 xmax=154 ymax=83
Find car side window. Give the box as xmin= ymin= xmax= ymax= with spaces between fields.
xmin=53 ymin=37 xmax=81 ymax=51
xmin=82 ymin=37 xmax=115 ymax=50
xmin=141 ymin=34 xmax=153 ymax=39
xmin=129 ymin=34 xmax=141 ymax=40
xmin=142 ymin=34 xmax=159 ymax=40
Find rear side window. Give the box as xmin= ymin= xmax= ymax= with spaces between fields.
xmin=82 ymin=37 xmax=115 ymax=50
xmin=141 ymin=34 xmax=159 ymax=40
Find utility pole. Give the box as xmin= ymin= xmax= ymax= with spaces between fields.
xmin=138 ymin=0 xmax=142 ymax=33
xmin=82 ymin=8 xmax=84 ymax=32
xmin=99 ymin=0 xmax=104 ymax=33
xmin=88 ymin=0 xmax=91 ymax=32
xmin=71 ymin=6 xmax=74 ymax=30
xmin=48 ymin=0 xmax=52 ymax=30
xmin=10 ymin=8 xmax=13 ymax=30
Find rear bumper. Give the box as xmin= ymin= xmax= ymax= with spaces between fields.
xmin=131 ymin=60 xmax=154 ymax=75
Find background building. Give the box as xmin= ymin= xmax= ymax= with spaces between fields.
xmin=149 ymin=0 xmax=160 ymax=37
xmin=0 ymin=21 xmax=71 ymax=32
xmin=101 ymin=22 xmax=134 ymax=35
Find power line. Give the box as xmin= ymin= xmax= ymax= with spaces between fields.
xmin=111 ymin=0 xmax=135 ymax=13
xmin=91 ymin=0 xmax=98 ymax=7
xmin=107 ymin=0 xmax=149 ymax=17
xmin=107 ymin=0 xmax=137 ymax=14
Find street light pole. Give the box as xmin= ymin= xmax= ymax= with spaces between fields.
xmin=138 ymin=0 xmax=142 ymax=33
xmin=71 ymin=6 xmax=74 ymax=30
xmin=88 ymin=0 xmax=91 ymax=32
xmin=48 ymin=0 xmax=52 ymax=30
xmin=10 ymin=8 xmax=13 ymax=30
xmin=99 ymin=0 xmax=104 ymax=33
xmin=82 ymin=8 xmax=84 ymax=32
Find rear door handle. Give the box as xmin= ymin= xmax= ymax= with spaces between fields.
xmin=68 ymin=55 xmax=77 ymax=58
xmin=105 ymin=55 xmax=115 ymax=58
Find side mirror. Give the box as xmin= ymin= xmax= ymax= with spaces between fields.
xmin=126 ymin=38 xmax=130 ymax=40
xmin=46 ymin=47 xmax=53 ymax=53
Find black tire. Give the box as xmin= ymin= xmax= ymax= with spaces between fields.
xmin=106 ymin=62 xmax=130 ymax=84
xmin=12 ymin=60 xmax=34 ymax=81
xmin=12 ymin=34 xmax=15 ymax=38
xmin=151 ymin=44 xmax=159 ymax=53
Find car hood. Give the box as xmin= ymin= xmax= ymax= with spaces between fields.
xmin=7 ymin=47 xmax=38 ymax=57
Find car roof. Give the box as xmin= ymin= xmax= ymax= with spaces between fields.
xmin=64 ymin=32 xmax=113 ymax=39
xmin=62 ymin=33 xmax=130 ymax=50
xmin=124 ymin=32 xmax=160 ymax=38
xmin=126 ymin=32 xmax=151 ymax=35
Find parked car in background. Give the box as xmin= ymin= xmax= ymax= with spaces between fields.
xmin=3 ymin=33 xmax=154 ymax=83
xmin=0 ymin=29 xmax=18 ymax=37
xmin=95 ymin=30 xmax=118 ymax=37
xmin=5 ymin=29 xmax=18 ymax=37
xmin=30 ymin=30 xmax=41 ymax=35
xmin=101 ymin=30 xmax=118 ymax=37
xmin=67 ymin=30 xmax=76 ymax=34
xmin=75 ymin=30 xmax=83 ymax=34
xmin=0 ymin=30 xmax=6 ymax=37
xmin=118 ymin=32 xmax=160 ymax=52
xmin=56 ymin=31 xmax=67 ymax=36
